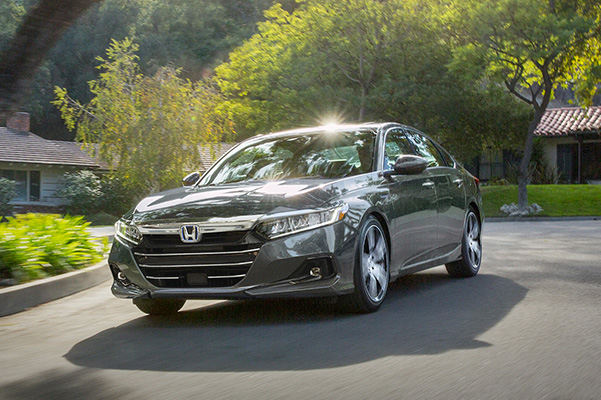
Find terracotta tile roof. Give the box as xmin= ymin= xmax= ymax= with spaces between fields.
xmin=535 ymin=106 xmax=601 ymax=137
xmin=198 ymin=143 xmax=236 ymax=172
xmin=0 ymin=127 xmax=101 ymax=168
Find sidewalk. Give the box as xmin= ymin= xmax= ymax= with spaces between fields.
xmin=88 ymin=225 xmax=114 ymax=240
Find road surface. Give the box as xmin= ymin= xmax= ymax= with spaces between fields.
xmin=1 ymin=221 xmax=600 ymax=399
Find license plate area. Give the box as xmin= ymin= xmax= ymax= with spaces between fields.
xmin=187 ymin=273 xmax=208 ymax=286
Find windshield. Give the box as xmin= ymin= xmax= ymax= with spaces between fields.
xmin=203 ymin=130 xmax=376 ymax=185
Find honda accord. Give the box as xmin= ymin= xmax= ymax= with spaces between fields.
xmin=108 ymin=123 xmax=483 ymax=314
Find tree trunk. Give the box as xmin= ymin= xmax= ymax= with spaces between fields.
xmin=0 ymin=0 xmax=102 ymax=122
xmin=517 ymin=110 xmax=545 ymax=211
xmin=359 ymin=84 xmax=368 ymax=120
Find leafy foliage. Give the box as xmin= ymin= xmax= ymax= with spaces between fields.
xmin=21 ymin=0 xmax=292 ymax=139
xmin=56 ymin=170 xmax=103 ymax=216
xmin=0 ymin=214 xmax=105 ymax=283
xmin=0 ymin=0 xmax=25 ymax=49
xmin=0 ymin=177 xmax=16 ymax=218
xmin=53 ymin=38 xmax=234 ymax=194
xmin=214 ymin=0 xmax=530 ymax=160
xmin=445 ymin=0 xmax=601 ymax=208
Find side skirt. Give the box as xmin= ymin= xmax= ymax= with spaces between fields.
xmin=391 ymin=245 xmax=462 ymax=281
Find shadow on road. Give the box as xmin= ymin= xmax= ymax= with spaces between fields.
xmin=65 ymin=272 xmax=527 ymax=372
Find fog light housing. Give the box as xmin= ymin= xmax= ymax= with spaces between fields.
xmin=110 ymin=264 xmax=131 ymax=286
xmin=309 ymin=267 xmax=322 ymax=278
xmin=288 ymin=257 xmax=334 ymax=281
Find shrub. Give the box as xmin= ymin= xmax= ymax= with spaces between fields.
xmin=98 ymin=175 xmax=135 ymax=217
xmin=0 ymin=214 xmax=106 ymax=283
xmin=87 ymin=212 xmax=119 ymax=226
xmin=57 ymin=170 xmax=103 ymax=216
xmin=0 ymin=177 xmax=16 ymax=218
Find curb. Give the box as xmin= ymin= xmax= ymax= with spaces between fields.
xmin=486 ymin=216 xmax=601 ymax=222
xmin=0 ymin=261 xmax=111 ymax=317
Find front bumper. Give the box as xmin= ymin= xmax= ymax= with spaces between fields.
xmin=108 ymin=221 xmax=357 ymax=300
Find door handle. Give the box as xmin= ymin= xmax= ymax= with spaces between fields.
xmin=452 ymin=178 xmax=463 ymax=187
xmin=422 ymin=181 xmax=435 ymax=188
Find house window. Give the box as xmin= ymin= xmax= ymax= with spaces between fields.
xmin=0 ymin=169 xmax=41 ymax=202
xmin=557 ymin=144 xmax=578 ymax=183
xmin=581 ymin=142 xmax=601 ymax=181
xmin=30 ymin=171 xmax=40 ymax=201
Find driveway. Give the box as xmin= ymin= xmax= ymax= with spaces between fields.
xmin=1 ymin=221 xmax=600 ymax=399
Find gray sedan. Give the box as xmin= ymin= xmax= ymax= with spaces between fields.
xmin=108 ymin=123 xmax=483 ymax=314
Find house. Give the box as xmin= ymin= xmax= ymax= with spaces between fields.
xmin=472 ymin=106 xmax=601 ymax=184
xmin=0 ymin=112 xmax=104 ymax=212
xmin=537 ymin=106 xmax=601 ymax=184
xmin=198 ymin=142 xmax=236 ymax=174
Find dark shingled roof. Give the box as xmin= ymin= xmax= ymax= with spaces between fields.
xmin=535 ymin=106 xmax=601 ymax=137
xmin=198 ymin=143 xmax=236 ymax=172
xmin=0 ymin=127 xmax=102 ymax=168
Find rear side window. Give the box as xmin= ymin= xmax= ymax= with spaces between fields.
xmin=406 ymin=131 xmax=447 ymax=168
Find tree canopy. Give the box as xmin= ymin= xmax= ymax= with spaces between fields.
xmin=214 ymin=0 xmax=530 ymax=160
xmin=53 ymin=38 xmax=233 ymax=194
xmin=446 ymin=0 xmax=601 ymax=209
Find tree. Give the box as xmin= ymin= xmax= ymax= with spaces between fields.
xmin=215 ymin=0 xmax=530 ymax=160
xmin=56 ymin=170 xmax=103 ymax=216
xmin=0 ymin=0 xmax=103 ymax=121
xmin=447 ymin=0 xmax=601 ymax=211
xmin=53 ymin=38 xmax=233 ymax=194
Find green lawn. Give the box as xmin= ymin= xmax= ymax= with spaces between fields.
xmin=481 ymin=185 xmax=601 ymax=217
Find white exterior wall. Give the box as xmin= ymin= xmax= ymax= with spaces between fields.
xmin=0 ymin=163 xmax=84 ymax=207
xmin=542 ymin=136 xmax=579 ymax=169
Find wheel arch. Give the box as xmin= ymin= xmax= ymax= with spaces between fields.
xmin=468 ymin=201 xmax=483 ymax=225
xmin=367 ymin=210 xmax=392 ymax=253
xmin=353 ymin=207 xmax=392 ymax=261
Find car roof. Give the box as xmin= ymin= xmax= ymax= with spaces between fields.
xmin=247 ymin=122 xmax=403 ymax=142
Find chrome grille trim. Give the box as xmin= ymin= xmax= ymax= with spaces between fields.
xmin=134 ymin=247 xmax=261 ymax=257
xmin=145 ymin=276 xmax=180 ymax=280
xmin=208 ymin=274 xmax=247 ymax=279
xmin=139 ymin=261 xmax=253 ymax=268
xmin=136 ymin=215 xmax=262 ymax=234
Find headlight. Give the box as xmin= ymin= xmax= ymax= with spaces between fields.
xmin=256 ymin=203 xmax=349 ymax=239
xmin=115 ymin=219 xmax=143 ymax=245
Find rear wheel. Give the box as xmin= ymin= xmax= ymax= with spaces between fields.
xmin=446 ymin=209 xmax=481 ymax=278
xmin=133 ymin=298 xmax=186 ymax=315
xmin=340 ymin=217 xmax=389 ymax=313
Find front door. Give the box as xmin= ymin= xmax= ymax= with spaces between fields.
xmin=382 ymin=128 xmax=438 ymax=274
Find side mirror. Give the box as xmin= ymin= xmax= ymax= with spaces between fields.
xmin=384 ymin=155 xmax=428 ymax=177
xmin=182 ymin=171 xmax=201 ymax=186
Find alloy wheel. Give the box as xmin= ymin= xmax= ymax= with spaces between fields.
xmin=466 ymin=212 xmax=481 ymax=268
xmin=361 ymin=224 xmax=388 ymax=303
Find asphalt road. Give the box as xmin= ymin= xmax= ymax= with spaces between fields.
xmin=1 ymin=221 xmax=601 ymax=400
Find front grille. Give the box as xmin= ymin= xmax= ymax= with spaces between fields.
xmin=132 ymin=230 xmax=263 ymax=288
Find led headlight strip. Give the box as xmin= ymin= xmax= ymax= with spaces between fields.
xmin=115 ymin=219 xmax=143 ymax=245
xmin=256 ymin=203 xmax=349 ymax=239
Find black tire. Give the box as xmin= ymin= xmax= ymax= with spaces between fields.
xmin=446 ymin=208 xmax=481 ymax=278
xmin=339 ymin=216 xmax=390 ymax=313
xmin=133 ymin=298 xmax=186 ymax=316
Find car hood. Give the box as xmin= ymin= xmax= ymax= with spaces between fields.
xmin=130 ymin=176 xmax=372 ymax=226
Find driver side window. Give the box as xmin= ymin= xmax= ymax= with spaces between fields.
xmin=384 ymin=129 xmax=415 ymax=170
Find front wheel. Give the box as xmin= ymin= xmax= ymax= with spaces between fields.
xmin=340 ymin=217 xmax=389 ymax=313
xmin=133 ymin=298 xmax=186 ymax=316
xmin=446 ymin=209 xmax=482 ymax=278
